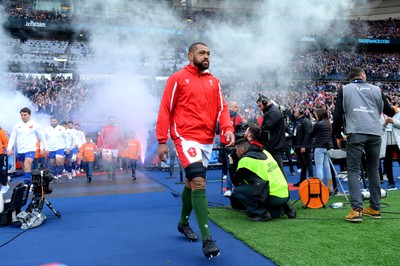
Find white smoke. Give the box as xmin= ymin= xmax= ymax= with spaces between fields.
xmin=0 ymin=0 xmax=372 ymax=141
xmin=71 ymin=0 xmax=181 ymax=158
xmin=205 ymin=0 xmax=368 ymax=95
xmin=0 ymin=5 xmax=39 ymax=132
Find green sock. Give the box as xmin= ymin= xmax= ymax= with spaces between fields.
xmin=191 ymin=189 xmax=210 ymax=240
xmin=179 ymin=186 xmax=193 ymax=225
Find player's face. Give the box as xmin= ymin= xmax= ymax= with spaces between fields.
xmin=108 ymin=118 xmax=116 ymax=126
xmin=190 ymin=44 xmax=210 ymax=71
xmin=50 ymin=118 xmax=58 ymax=127
xmin=20 ymin=112 xmax=31 ymax=123
xmin=68 ymin=123 xmax=73 ymax=129
xmin=257 ymin=102 xmax=264 ymax=111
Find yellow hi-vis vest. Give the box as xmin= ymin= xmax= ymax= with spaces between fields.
xmin=237 ymin=150 xmax=289 ymax=198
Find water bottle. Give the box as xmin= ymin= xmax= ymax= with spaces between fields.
xmin=330 ymin=202 xmax=344 ymax=209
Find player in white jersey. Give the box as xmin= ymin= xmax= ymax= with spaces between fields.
xmin=44 ymin=117 xmax=69 ymax=179
xmin=7 ymin=107 xmax=47 ymax=183
xmin=64 ymin=121 xmax=79 ymax=179
xmin=74 ymin=123 xmax=86 ymax=172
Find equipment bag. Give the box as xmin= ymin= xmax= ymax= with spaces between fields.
xmin=16 ymin=210 xmax=47 ymax=229
xmin=298 ymin=177 xmax=329 ymax=209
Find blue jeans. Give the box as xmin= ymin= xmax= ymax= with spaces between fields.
xmin=130 ymin=159 xmax=137 ymax=175
xmin=314 ymin=148 xmax=332 ymax=181
xmin=346 ymin=134 xmax=381 ymax=210
xmin=85 ymin=161 xmax=93 ymax=177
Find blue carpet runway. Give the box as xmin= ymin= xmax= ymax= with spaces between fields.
xmin=0 ymin=169 xmax=275 ymax=266
xmin=2 ymin=164 xmax=399 ymax=265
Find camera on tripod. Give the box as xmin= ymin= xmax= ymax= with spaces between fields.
xmin=30 ymin=164 xmax=54 ymax=195
xmin=15 ymin=164 xmax=61 ymax=229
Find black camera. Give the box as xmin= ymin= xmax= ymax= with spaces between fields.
xmin=224 ymin=146 xmax=236 ymax=153
xmin=31 ymin=167 xmax=54 ymax=195
xmin=234 ymin=123 xmax=249 ymax=140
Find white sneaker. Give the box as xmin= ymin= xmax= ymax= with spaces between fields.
xmin=223 ymin=190 xmax=232 ymax=197
xmin=222 ymin=175 xmax=227 ymax=180
xmin=0 ymin=184 xmax=9 ymax=194
xmin=72 ymin=170 xmax=76 ymax=177
xmin=297 ymin=169 xmax=301 ymax=173
xmin=67 ymin=173 xmax=72 ymax=179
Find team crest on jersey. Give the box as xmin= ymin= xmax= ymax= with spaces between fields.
xmin=209 ymin=79 xmax=213 ymax=86
xmin=187 ymin=147 xmax=197 ymax=157
xmin=186 ymin=79 xmax=189 ymax=84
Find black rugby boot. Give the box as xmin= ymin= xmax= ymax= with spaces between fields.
xmin=177 ymin=223 xmax=198 ymax=242
xmin=202 ymin=236 xmax=220 ymax=259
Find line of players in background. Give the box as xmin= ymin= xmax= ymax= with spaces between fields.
xmin=5 ymin=108 xmax=141 ymax=190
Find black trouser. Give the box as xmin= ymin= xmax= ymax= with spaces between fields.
xmin=283 ymin=148 xmax=295 ymax=173
xmin=295 ymin=148 xmax=313 ymax=182
xmin=268 ymin=150 xmax=287 ymax=180
xmin=219 ymin=143 xmax=229 ymax=176
xmin=383 ymin=145 xmax=400 ymax=185
xmin=230 ymin=184 xmax=288 ymax=218
xmin=0 ymin=154 xmax=6 ymax=186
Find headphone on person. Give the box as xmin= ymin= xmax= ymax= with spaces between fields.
xmin=257 ymin=94 xmax=269 ymax=106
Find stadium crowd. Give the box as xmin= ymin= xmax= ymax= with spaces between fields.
xmin=6 ymin=74 xmax=95 ymax=122
xmin=2 ymin=0 xmax=400 ymax=38
xmin=5 ymin=72 xmax=400 ymax=129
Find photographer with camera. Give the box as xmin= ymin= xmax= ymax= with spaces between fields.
xmin=218 ymin=101 xmax=242 ymax=197
xmin=228 ymin=138 xmax=294 ymax=221
xmin=256 ymin=95 xmax=287 ymax=178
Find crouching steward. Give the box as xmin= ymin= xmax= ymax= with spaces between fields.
xmin=228 ymin=139 xmax=296 ymax=221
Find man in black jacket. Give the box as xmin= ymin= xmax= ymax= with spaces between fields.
xmin=293 ymin=107 xmax=313 ymax=186
xmin=257 ymin=95 xmax=286 ymax=178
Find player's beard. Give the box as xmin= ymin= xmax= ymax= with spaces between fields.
xmin=194 ymin=58 xmax=209 ymax=71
